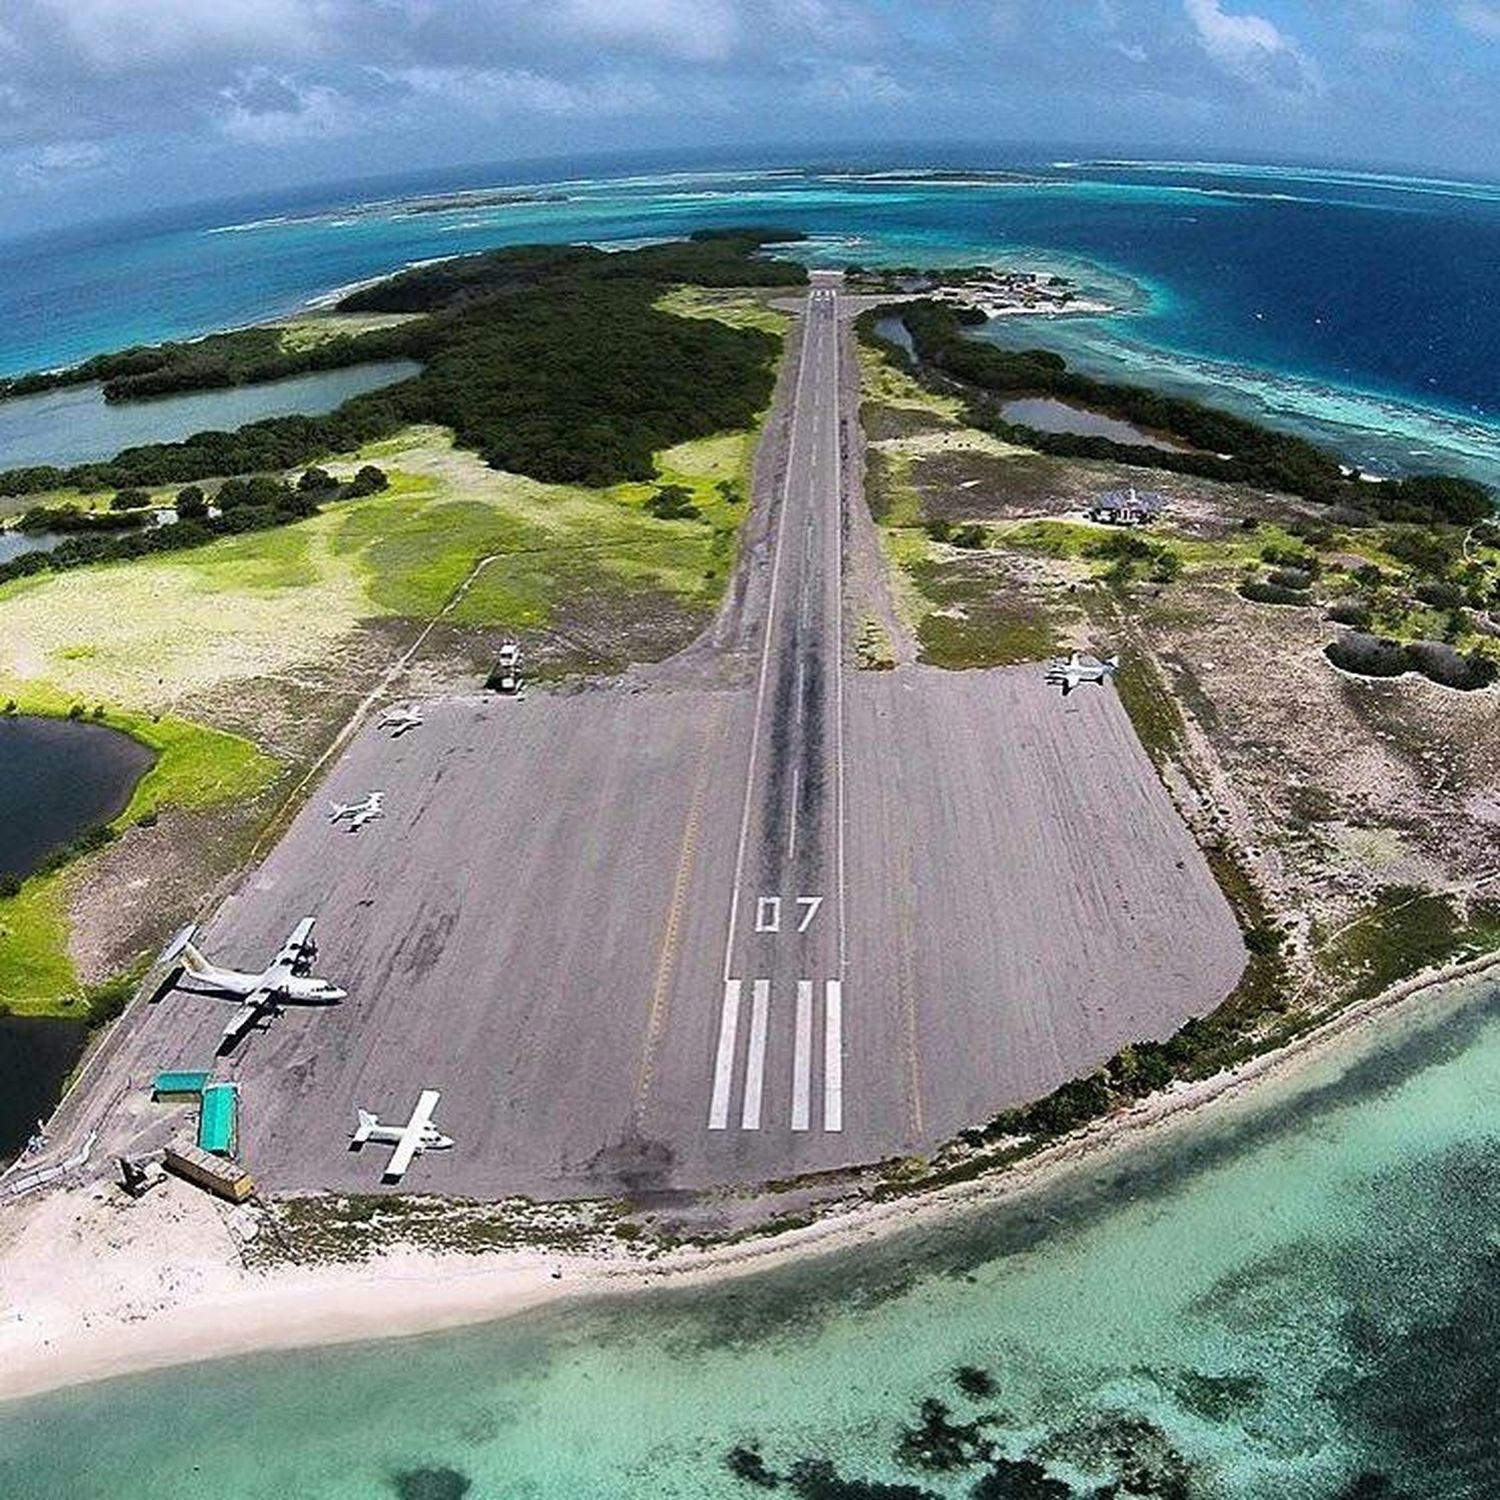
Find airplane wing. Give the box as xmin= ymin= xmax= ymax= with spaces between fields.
xmin=384 ymin=1090 xmax=440 ymax=1182
xmin=1067 ymin=651 xmax=1083 ymax=667
xmin=1059 ymin=677 xmax=1076 ymax=697
xmin=264 ymin=917 xmax=317 ymax=987
xmin=220 ymin=992 xmax=270 ymax=1046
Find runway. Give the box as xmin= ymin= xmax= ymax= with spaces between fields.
xmin=62 ymin=275 xmax=1246 ymax=1200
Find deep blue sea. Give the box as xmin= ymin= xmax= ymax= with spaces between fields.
xmin=2 ymin=149 xmax=1498 ymax=482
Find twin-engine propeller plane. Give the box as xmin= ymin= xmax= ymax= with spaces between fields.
xmin=158 ymin=918 xmax=345 ymax=1051
xmin=379 ymin=705 xmax=423 ymax=737
xmin=350 ymin=1089 xmax=454 ymax=1183
xmin=1045 ymin=650 xmax=1120 ymax=697
xmin=328 ymin=790 xmax=384 ymax=831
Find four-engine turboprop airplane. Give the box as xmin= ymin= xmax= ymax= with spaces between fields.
xmin=160 ymin=917 xmax=346 ymax=1050
xmin=379 ymin=705 xmax=423 ymax=736
xmin=1044 ymin=650 xmax=1120 ymax=697
xmin=350 ymin=1089 xmax=453 ymax=1182
xmin=328 ymin=790 xmax=385 ymax=831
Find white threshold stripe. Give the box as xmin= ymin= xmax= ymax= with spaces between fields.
xmin=741 ymin=979 xmax=771 ymax=1130
xmin=708 ymin=979 xmax=742 ymax=1130
xmin=824 ymin=979 xmax=844 ymax=1132
xmin=791 ymin=979 xmax=813 ymax=1132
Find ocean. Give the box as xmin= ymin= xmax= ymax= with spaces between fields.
xmin=1 ymin=150 xmax=1498 ymax=483
xmin=4 ymin=972 xmax=1499 ymax=1498
xmin=3 ymin=151 xmax=1500 ymax=1496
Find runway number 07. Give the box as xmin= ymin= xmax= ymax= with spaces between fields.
xmin=755 ymin=895 xmax=823 ymax=934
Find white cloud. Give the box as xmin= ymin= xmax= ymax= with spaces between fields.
xmin=13 ymin=139 xmax=111 ymax=186
xmin=40 ymin=0 xmax=325 ymax=74
xmin=391 ymin=66 xmax=662 ymax=117
xmin=1457 ymin=2 xmax=1500 ymax=38
xmin=555 ymin=0 xmax=738 ymax=63
xmin=1183 ymin=0 xmax=1323 ymax=94
xmin=216 ymin=69 xmax=355 ymax=145
xmin=799 ymin=61 xmax=908 ymax=110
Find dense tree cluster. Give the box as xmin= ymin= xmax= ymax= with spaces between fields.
xmin=0 ymin=229 xmax=803 ymax=497
xmin=0 ymin=323 xmax=417 ymax=404
xmin=862 ymin=304 xmax=1494 ymax=521
xmin=0 ymin=467 xmax=386 ymax=589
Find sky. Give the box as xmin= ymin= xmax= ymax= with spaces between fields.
xmin=2 ymin=0 xmax=1499 ymax=235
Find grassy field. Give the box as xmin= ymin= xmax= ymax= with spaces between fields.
xmin=0 ymin=687 xmax=273 ymax=1016
xmin=652 ymin=285 xmax=792 ymax=337
xmin=0 ymin=414 xmax=767 ymax=1013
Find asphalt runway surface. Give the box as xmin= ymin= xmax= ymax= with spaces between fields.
xmin=71 ymin=277 xmax=1245 ymax=1200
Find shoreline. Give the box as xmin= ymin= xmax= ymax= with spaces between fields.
xmin=3 ymin=945 xmax=1496 ymax=1408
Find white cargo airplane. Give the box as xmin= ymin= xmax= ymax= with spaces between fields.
xmin=379 ymin=706 xmax=423 ymax=737
xmin=1045 ymin=651 xmax=1120 ymax=697
xmin=160 ymin=918 xmax=345 ymax=1050
xmin=350 ymin=1089 xmax=453 ymax=1183
xmin=329 ymin=791 xmax=384 ymax=831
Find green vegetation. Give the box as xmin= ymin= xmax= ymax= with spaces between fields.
xmin=862 ymin=303 xmax=1494 ymax=520
xmin=0 ymin=322 xmax=415 ymax=405
xmin=0 ymin=471 xmax=377 ymax=589
xmin=1323 ymin=887 xmax=1459 ymax=1000
xmin=0 ymin=683 xmax=274 ymax=1016
xmin=0 ymin=229 xmax=804 ymax=498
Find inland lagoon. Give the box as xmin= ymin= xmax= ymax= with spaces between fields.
xmin=2 ymin=971 xmax=1498 ymax=1498
xmin=0 ymin=714 xmax=153 ymax=1160
xmin=0 ymin=358 xmax=419 ymax=469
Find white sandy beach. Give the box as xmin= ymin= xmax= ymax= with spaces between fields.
xmin=3 ymin=948 xmax=1497 ymax=1407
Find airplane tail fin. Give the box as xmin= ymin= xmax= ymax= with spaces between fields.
xmin=1105 ymin=655 xmax=1121 ymax=671
xmin=179 ymin=942 xmax=213 ymax=978
xmin=352 ymin=1109 xmax=377 ymax=1145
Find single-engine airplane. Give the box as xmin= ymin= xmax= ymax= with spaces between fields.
xmin=350 ymin=1089 xmax=453 ymax=1183
xmin=379 ymin=706 xmax=423 ymax=737
xmin=159 ymin=918 xmax=345 ymax=1050
xmin=1044 ymin=650 xmax=1120 ymax=697
xmin=329 ymin=791 xmax=385 ymax=831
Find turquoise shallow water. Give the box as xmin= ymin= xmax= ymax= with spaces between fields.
xmin=5 ymin=975 xmax=1499 ymax=1498
xmin=1 ymin=153 xmax=1498 ymax=483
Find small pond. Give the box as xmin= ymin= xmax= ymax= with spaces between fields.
xmin=0 ymin=714 xmax=155 ymax=879
xmin=999 ymin=395 xmax=1187 ymax=450
xmin=0 ymin=529 xmax=63 ymax=564
xmin=0 ymin=1017 xmax=86 ymax=1166
xmin=0 ymin=358 xmax=420 ymax=469
xmin=0 ymin=716 xmax=154 ymax=1160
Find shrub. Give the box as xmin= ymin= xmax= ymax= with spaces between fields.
xmin=644 ymin=484 xmax=700 ymax=520
xmin=1326 ymin=632 xmax=1410 ymax=677
xmin=109 ymin=488 xmax=150 ymax=511
xmin=1326 ymin=600 xmax=1372 ymax=631
xmin=1240 ymin=580 xmax=1310 ymax=606
xmin=1415 ymin=580 xmax=1464 ymax=611
xmin=1267 ymin=567 xmax=1315 ymax=591
xmin=298 ymin=466 xmax=337 ymax=493
xmin=1406 ymin=640 xmax=1497 ymax=691
xmin=346 ymin=464 xmax=389 ymax=497
xmin=175 ymin=484 xmax=208 ymax=519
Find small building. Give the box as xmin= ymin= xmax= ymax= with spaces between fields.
xmin=196 ymin=1083 xmax=239 ymax=1157
xmin=1087 ymin=487 xmax=1165 ymax=527
xmin=163 ymin=1142 xmax=254 ymax=1203
xmin=152 ymin=1070 xmax=212 ymax=1102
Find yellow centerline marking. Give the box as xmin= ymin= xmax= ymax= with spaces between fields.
xmin=634 ymin=698 xmax=725 ymax=1122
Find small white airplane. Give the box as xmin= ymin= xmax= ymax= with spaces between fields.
xmin=379 ymin=706 xmax=423 ymax=737
xmin=350 ymin=1089 xmax=454 ymax=1183
xmin=160 ymin=918 xmax=346 ymax=1050
xmin=1045 ymin=651 xmax=1121 ymax=697
xmin=328 ymin=790 xmax=385 ymax=831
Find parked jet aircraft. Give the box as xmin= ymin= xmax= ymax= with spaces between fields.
xmin=329 ymin=791 xmax=384 ymax=831
xmin=379 ymin=706 xmax=423 ymax=736
xmin=350 ymin=1089 xmax=453 ymax=1183
xmin=160 ymin=918 xmax=345 ymax=1049
xmin=1045 ymin=651 xmax=1120 ymax=697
